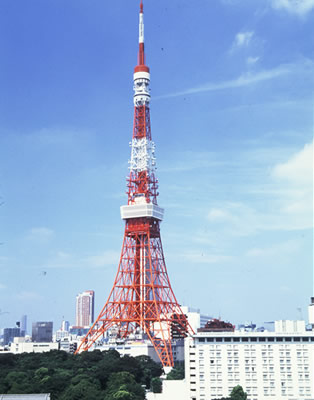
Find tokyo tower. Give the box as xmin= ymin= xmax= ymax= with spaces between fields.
xmin=76 ymin=0 xmax=193 ymax=367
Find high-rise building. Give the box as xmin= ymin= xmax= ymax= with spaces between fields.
xmin=75 ymin=1 xmax=193 ymax=367
xmin=76 ymin=290 xmax=95 ymax=327
xmin=32 ymin=322 xmax=53 ymax=343
xmin=20 ymin=314 xmax=27 ymax=336
xmin=61 ymin=320 xmax=70 ymax=332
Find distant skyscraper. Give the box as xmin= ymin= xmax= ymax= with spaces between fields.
xmin=3 ymin=327 xmax=21 ymax=345
xmin=20 ymin=315 xmax=27 ymax=336
xmin=32 ymin=322 xmax=53 ymax=342
xmin=76 ymin=290 xmax=95 ymax=327
xmin=61 ymin=320 xmax=70 ymax=332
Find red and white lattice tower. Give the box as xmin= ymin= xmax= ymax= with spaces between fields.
xmin=76 ymin=1 xmax=193 ymax=367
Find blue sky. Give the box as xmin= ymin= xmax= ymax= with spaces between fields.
xmin=0 ymin=0 xmax=313 ymax=333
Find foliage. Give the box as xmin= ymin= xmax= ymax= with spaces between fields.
xmin=213 ymin=385 xmax=248 ymax=400
xmin=135 ymin=355 xmax=163 ymax=388
xmin=104 ymin=371 xmax=145 ymax=400
xmin=230 ymin=385 xmax=248 ymax=400
xmin=151 ymin=377 xmax=162 ymax=393
xmin=166 ymin=361 xmax=185 ymax=380
xmin=0 ymin=349 xmax=162 ymax=399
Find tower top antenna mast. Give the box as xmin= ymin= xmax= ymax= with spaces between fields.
xmin=136 ymin=0 xmax=148 ymax=72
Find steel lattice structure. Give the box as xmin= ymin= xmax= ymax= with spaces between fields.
xmin=76 ymin=0 xmax=193 ymax=367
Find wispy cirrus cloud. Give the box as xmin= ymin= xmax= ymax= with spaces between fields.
xmin=157 ymin=64 xmax=290 ymax=99
xmin=181 ymin=250 xmax=233 ymax=265
xmin=40 ymin=249 xmax=120 ymax=270
xmin=17 ymin=291 xmax=42 ymax=301
xmin=159 ymin=151 xmax=222 ymax=173
xmin=246 ymin=239 xmax=301 ymax=258
xmin=247 ymin=56 xmax=260 ymax=65
xmin=271 ymin=0 xmax=314 ymax=16
xmin=232 ymin=31 xmax=254 ymax=50
xmin=27 ymin=227 xmax=54 ymax=243
xmin=157 ymin=59 xmax=314 ymax=100
xmin=84 ymin=251 xmax=120 ymax=268
xmin=221 ymin=0 xmax=314 ymax=16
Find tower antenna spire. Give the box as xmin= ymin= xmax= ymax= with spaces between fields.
xmin=138 ymin=0 xmax=145 ymax=66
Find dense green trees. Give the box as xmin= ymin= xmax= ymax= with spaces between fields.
xmin=0 ymin=350 xmax=162 ymax=399
xmin=166 ymin=361 xmax=185 ymax=380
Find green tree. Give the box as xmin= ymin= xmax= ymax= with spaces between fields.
xmin=135 ymin=355 xmax=163 ymax=388
xmin=34 ymin=367 xmax=49 ymax=381
xmin=230 ymin=385 xmax=247 ymax=400
xmin=5 ymin=371 xmax=32 ymax=394
xmin=104 ymin=372 xmax=145 ymax=400
xmin=60 ymin=379 xmax=103 ymax=400
xmin=151 ymin=377 xmax=162 ymax=393
xmin=166 ymin=362 xmax=185 ymax=380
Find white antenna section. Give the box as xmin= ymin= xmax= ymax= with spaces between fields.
xmin=129 ymin=138 xmax=156 ymax=173
xmin=139 ymin=11 xmax=144 ymax=43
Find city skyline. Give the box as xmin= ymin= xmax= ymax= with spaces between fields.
xmin=0 ymin=0 xmax=313 ymax=330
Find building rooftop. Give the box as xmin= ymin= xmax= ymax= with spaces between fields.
xmin=0 ymin=395 xmax=50 ymax=400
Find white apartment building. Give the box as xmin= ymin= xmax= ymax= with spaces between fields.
xmin=185 ymin=322 xmax=314 ymax=400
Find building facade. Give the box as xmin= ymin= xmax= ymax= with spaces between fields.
xmin=3 ymin=328 xmax=20 ymax=346
xmin=20 ymin=315 xmax=27 ymax=336
xmin=185 ymin=322 xmax=314 ymax=400
xmin=32 ymin=322 xmax=53 ymax=343
xmin=75 ymin=290 xmax=95 ymax=327
xmin=11 ymin=337 xmax=59 ymax=354
xmin=181 ymin=306 xmax=212 ymax=334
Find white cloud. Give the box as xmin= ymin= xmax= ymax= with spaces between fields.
xmin=27 ymin=227 xmax=54 ymax=242
xmin=271 ymin=0 xmax=314 ymax=16
xmin=182 ymin=250 xmax=232 ymax=265
xmin=85 ymin=251 xmax=120 ymax=268
xmin=0 ymin=283 xmax=6 ymax=289
xmin=247 ymin=56 xmax=260 ymax=65
xmin=206 ymin=140 xmax=313 ymax=234
xmin=17 ymin=291 xmax=42 ymax=300
xmin=246 ymin=239 xmax=301 ymax=257
xmin=271 ymin=141 xmax=313 ymax=226
xmin=157 ymin=64 xmax=290 ymax=99
xmin=272 ymin=141 xmax=313 ymax=185
xmin=208 ymin=208 xmax=230 ymax=221
xmin=159 ymin=151 xmax=222 ymax=173
xmin=41 ymin=249 xmax=120 ymax=270
xmin=234 ymin=31 xmax=254 ymax=48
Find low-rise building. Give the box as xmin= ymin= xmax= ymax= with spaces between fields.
xmin=10 ymin=338 xmax=59 ymax=354
xmin=185 ymin=320 xmax=314 ymax=400
xmin=0 ymin=395 xmax=50 ymax=399
xmin=92 ymin=338 xmax=184 ymax=363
